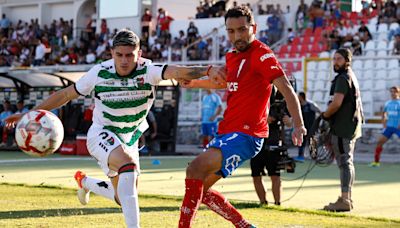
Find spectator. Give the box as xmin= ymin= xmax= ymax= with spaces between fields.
xmin=33 ymin=38 xmax=46 ymax=66
xmin=259 ymin=30 xmax=269 ymax=45
xmin=200 ymin=89 xmax=222 ymax=148
xmin=187 ymin=22 xmax=199 ymax=44
xmin=393 ymin=33 xmax=400 ymax=55
xmin=195 ymin=7 xmax=208 ymax=19
xmin=287 ymin=28 xmax=295 ymax=43
xmin=0 ymin=14 xmax=11 ymax=36
xmin=358 ymin=21 xmax=372 ymax=44
xmin=275 ymin=4 xmax=284 ymax=16
xmin=309 ymin=2 xmax=325 ymax=31
xmin=15 ymin=100 xmax=29 ymax=114
xmin=157 ymin=8 xmax=174 ymax=37
xmin=267 ymin=12 xmax=282 ymax=44
xmin=85 ymin=49 xmax=96 ymax=64
xmin=0 ymin=100 xmax=14 ymax=147
xmin=351 ymin=36 xmax=363 ymax=56
xmin=141 ymin=8 xmax=152 ymax=39
xmin=296 ymin=92 xmax=320 ymax=162
xmin=258 ymin=4 xmax=265 ymax=15
xmin=100 ymin=19 xmax=108 ymax=41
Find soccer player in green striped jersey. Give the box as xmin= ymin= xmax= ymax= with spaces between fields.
xmin=5 ymin=29 xmax=225 ymax=228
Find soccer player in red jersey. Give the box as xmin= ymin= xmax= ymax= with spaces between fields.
xmin=178 ymin=6 xmax=307 ymax=228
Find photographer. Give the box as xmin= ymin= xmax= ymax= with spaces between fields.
xmin=250 ymin=87 xmax=292 ymax=205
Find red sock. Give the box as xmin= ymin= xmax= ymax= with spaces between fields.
xmin=374 ymin=146 xmax=383 ymax=162
xmin=202 ymin=189 xmax=250 ymax=228
xmin=179 ymin=179 xmax=204 ymax=228
xmin=202 ymin=137 xmax=209 ymax=148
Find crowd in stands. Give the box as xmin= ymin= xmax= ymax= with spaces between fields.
xmin=0 ymin=1 xmax=399 ymax=67
xmin=284 ymin=0 xmax=400 ymax=57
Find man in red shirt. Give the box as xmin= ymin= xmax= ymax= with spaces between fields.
xmin=178 ymin=6 xmax=306 ymax=228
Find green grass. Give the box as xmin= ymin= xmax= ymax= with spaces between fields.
xmin=0 ymin=183 xmax=399 ymax=228
xmin=0 ymin=151 xmax=400 ymax=227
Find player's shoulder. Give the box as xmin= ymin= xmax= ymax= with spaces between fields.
xmin=137 ymin=57 xmax=153 ymax=70
xmin=90 ymin=59 xmax=115 ymax=74
xmin=252 ymin=40 xmax=276 ymax=62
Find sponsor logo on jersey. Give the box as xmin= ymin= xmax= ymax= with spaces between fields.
xmin=105 ymin=137 xmax=115 ymax=146
xmin=227 ymin=82 xmax=238 ymax=92
xmin=260 ymin=53 xmax=274 ymax=62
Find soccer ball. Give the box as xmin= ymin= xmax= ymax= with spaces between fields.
xmin=15 ymin=110 xmax=64 ymax=157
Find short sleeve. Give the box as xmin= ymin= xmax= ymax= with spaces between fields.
xmin=334 ymin=76 xmax=349 ymax=95
xmin=215 ymin=94 xmax=222 ymax=106
xmin=146 ymin=64 xmax=168 ymax=85
xmin=255 ymin=50 xmax=285 ymax=83
xmin=75 ymin=65 xmax=99 ymax=96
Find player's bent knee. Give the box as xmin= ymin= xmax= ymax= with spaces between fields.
xmin=118 ymin=163 xmax=137 ymax=174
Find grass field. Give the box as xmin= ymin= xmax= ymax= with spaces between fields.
xmin=0 ymin=151 xmax=400 ymax=227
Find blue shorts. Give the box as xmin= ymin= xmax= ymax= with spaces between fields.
xmin=382 ymin=127 xmax=400 ymax=139
xmin=201 ymin=122 xmax=217 ymax=136
xmin=208 ymin=132 xmax=264 ymax=178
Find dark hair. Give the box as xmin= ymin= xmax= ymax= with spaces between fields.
xmin=225 ymin=6 xmax=254 ymax=24
xmin=299 ymin=92 xmax=306 ymax=100
xmin=112 ymin=29 xmax=140 ymax=49
xmin=335 ymin=48 xmax=352 ymax=63
xmin=390 ymin=86 xmax=399 ymax=91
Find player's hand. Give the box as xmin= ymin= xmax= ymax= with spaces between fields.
xmin=5 ymin=113 xmax=24 ymax=129
xmin=178 ymin=79 xmax=194 ymax=88
xmin=267 ymin=116 xmax=276 ymax=124
xmin=292 ymin=126 xmax=307 ymax=146
xmin=208 ymin=66 xmax=226 ymax=85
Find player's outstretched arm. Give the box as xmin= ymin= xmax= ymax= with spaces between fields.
xmin=5 ymin=85 xmax=80 ymax=128
xmin=273 ymin=76 xmax=306 ymax=146
xmin=164 ymin=65 xmax=226 ymax=85
xmin=178 ymin=78 xmax=227 ymax=89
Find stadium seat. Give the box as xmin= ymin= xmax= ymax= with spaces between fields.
xmin=389 ymin=22 xmax=399 ymax=30
xmin=374 ymin=80 xmax=386 ymax=91
xmin=365 ymin=50 xmax=375 ymax=57
xmin=307 ymin=61 xmax=317 ymax=71
xmin=307 ymin=71 xmax=316 ymax=81
xmin=377 ymin=50 xmax=388 ymax=57
xmin=377 ymin=32 xmax=388 ymax=41
xmin=367 ymin=24 xmax=377 ymax=34
xmin=314 ymin=80 xmax=328 ymax=92
xmin=317 ymin=61 xmax=330 ymax=71
xmin=387 ymin=59 xmax=399 ymax=69
xmin=388 ymin=69 xmax=399 ymax=80
xmin=376 ymin=41 xmax=387 ymax=50
xmin=375 ymin=60 xmax=387 ymax=70
xmin=377 ymin=23 xmax=389 ymax=33
xmin=361 ymin=80 xmax=373 ymax=91
xmin=302 ymin=36 xmax=313 ymax=44
xmin=304 ymin=28 xmax=313 ymax=37
xmin=319 ymin=51 xmax=330 ymax=58
xmin=363 ymin=59 xmax=374 ymax=70
xmin=360 ymin=70 xmax=375 ymax=80
xmin=364 ymin=40 xmax=375 ymax=51
xmin=307 ymin=81 xmax=315 ymax=91
xmin=388 ymin=40 xmax=395 ymax=50
xmin=361 ymin=91 xmax=374 ymax=117
xmin=289 ymin=44 xmax=299 ymax=54
xmin=352 ymin=60 xmax=363 ymax=70
xmin=312 ymin=91 xmax=325 ymax=103
xmin=375 ymin=70 xmax=387 ymax=80
xmin=279 ymin=45 xmax=289 ymax=54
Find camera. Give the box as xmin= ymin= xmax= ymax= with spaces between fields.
xmin=267 ymin=86 xmax=296 ymax=173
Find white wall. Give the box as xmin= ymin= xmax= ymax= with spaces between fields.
xmin=106 ymin=17 xmax=141 ymax=35
xmin=7 ymin=4 xmax=39 ymax=24
xmin=48 ymin=2 xmax=74 ymax=22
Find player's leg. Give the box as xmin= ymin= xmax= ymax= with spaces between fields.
xmin=74 ymin=171 xmax=116 ymax=205
xmin=371 ymin=128 xmax=392 ymax=166
xmin=179 ymin=147 xmax=223 ymax=228
xmin=179 ymin=133 xmax=263 ymax=228
xmin=108 ymin=145 xmax=140 ymax=228
xmin=270 ymin=175 xmax=281 ymax=205
xmin=250 ymin=151 xmax=268 ymax=204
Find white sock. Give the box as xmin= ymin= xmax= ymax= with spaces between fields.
xmin=118 ymin=171 xmax=140 ymax=228
xmin=83 ymin=176 xmax=115 ymax=201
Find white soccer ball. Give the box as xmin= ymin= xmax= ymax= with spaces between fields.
xmin=15 ymin=110 xmax=64 ymax=157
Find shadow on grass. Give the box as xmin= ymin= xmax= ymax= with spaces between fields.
xmin=0 ymin=207 xmax=121 ymax=219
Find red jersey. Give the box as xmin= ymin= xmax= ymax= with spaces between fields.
xmin=218 ymin=39 xmax=285 ymax=138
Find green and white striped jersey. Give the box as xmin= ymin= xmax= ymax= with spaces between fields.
xmin=75 ymin=58 xmax=166 ymax=146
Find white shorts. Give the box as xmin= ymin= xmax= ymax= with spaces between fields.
xmin=86 ymin=125 xmax=140 ymax=178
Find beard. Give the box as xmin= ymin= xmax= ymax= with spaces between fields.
xmin=234 ymin=40 xmax=250 ymax=52
xmin=333 ymin=64 xmax=347 ymax=73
